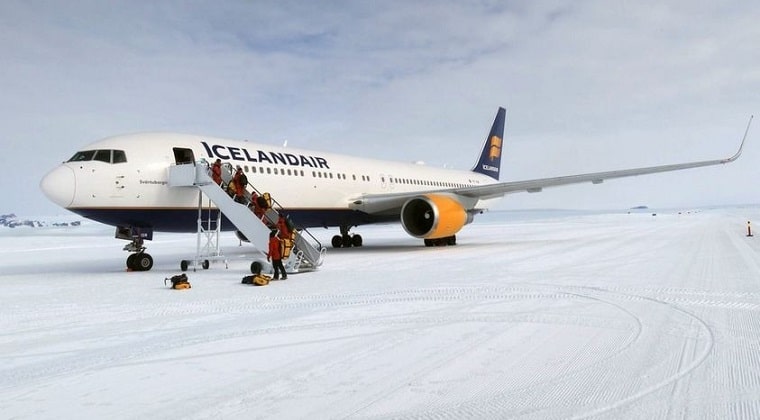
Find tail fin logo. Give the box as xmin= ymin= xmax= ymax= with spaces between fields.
xmin=471 ymin=107 xmax=505 ymax=180
xmin=488 ymin=135 xmax=502 ymax=161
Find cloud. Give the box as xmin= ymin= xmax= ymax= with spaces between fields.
xmin=1 ymin=0 xmax=759 ymax=214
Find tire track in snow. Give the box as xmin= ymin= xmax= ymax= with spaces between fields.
xmin=0 ymin=284 xmax=715 ymax=419
xmin=568 ymin=289 xmax=714 ymax=419
xmin=351 ymin=285 xmax=714 ymax=419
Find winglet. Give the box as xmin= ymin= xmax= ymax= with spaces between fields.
xmin=723 ymin=115 xmax=753 ymax=163
xmin=471 ymin=107 xmax=506 ymax=180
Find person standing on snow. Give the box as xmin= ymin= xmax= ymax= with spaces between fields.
xmin=267 ymin=230 xmax=287 ymax=280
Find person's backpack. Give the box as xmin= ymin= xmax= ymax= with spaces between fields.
xmin=165 ymin=273 xmax=191 ymax=289
xmin=262 ymin=192 xmax=272 ymax=209
xmin=280 ymin=237 xmax=294 ymax=259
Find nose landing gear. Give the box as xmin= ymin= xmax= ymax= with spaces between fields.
xmin=126 ymin=251 xmax=154 ymax=271
xmin=117 ymin=226 xmax=155 ymax=271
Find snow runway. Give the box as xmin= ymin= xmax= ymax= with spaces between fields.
xmin=1 ymin=208 xmax=760 ymax=419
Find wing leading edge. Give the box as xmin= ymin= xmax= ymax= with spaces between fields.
xmin=351 ymin=116 xmax=752 ymax=214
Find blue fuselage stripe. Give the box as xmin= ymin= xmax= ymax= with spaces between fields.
xmin=70 ymin=208 xmax=395 ymax=233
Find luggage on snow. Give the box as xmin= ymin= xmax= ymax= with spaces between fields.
xmin=165 ymin=273 xmax=191 ymax=290
xmin=242 ymin=273 xmax=271 ymax=286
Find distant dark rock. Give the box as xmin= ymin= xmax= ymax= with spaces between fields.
xmin=0 ymin=214 xmax=83 ymax=229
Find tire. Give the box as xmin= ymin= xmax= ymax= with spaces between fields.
xmin=202 ymin=260 xmax=210 ymax=270
xmin=424 ymin=239 xmax=433 ymax=247
xmin=136 ymin=254 xmax=153 ymax=271
xmin=351 ymin=234 xmax=363 ymax=247
xmin=127 ymin=254 xmax=137 ymax=269
xmin=251 ymin=261 xmax=263 ymax=275
xmin=446 ymin=235 xmax=456 ymax=246
xmin=180 ymin=260 xmax=188 ymax=272
xmin=331 ymin=235 xmax=343 ymax=248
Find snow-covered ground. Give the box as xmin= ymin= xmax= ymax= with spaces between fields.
xmin=2 ymin=208 xmax=760 ymax=419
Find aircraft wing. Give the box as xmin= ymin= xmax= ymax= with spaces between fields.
xmin=456 ymin=146 xmax=745 ymax=200
xmin=350 ymin=117 xmax=751 ymax=214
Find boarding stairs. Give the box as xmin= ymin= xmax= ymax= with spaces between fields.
xmin=217 ymin=163 xmax=326 ymax=271
xmin=168 ymin=161 xmax=325 ymax=273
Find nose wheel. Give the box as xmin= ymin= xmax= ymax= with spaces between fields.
xmin=126 ymin=252 xmax=153 ymax=271
xmin=123 ymin=236 xmax=153 ymax=271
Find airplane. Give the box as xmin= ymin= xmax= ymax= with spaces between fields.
xmin=40 ymin=107 xmax=751 ymax=271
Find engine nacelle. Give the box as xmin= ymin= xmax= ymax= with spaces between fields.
xmin=400 ymin=194 xmax=471 ymax=239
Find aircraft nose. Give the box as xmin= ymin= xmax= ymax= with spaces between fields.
xmin=40 ymin=165 xmax=75 ymax=208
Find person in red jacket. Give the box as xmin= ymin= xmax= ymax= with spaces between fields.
xmin=277 ymin=213 xmax=291 ymax=239
xmin=232 ymin=166 xmax=247 ymax=204
xmin=267 ymin=230 xmax=287 ymax=280
xmin=211 ymin=159 xmax=222 ymax=185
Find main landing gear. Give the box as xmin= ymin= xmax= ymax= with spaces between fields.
xmin=332 ymin=225 xmax=363 ymax=248
xmin=424 ymin=235 xmax=457 ymax=247
xmin=123 ymin=237 xmax=154 ymax=271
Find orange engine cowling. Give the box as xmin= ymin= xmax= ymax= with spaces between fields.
xmin=400 ymin=194 xmax=471 ymax=239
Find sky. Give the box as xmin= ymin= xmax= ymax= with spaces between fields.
xmin=2 ymin=0 xmax=759 ymax=216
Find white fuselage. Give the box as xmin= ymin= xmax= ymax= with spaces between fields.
xmin=41 ymin=132 xmax=498 ymax=232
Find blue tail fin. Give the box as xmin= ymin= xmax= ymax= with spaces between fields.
xmin=471 ymin=107 xmax=506 ymax=180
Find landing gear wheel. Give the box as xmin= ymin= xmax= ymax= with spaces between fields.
xmin=351 ymin=234 xmax=363 ymax=247
xmin=332 ymin=235 xmax=343 ymax=248
xmin=180 ymin=260 xmax=189 ymax=272
xmin=127 ymin=254 xmax=137 ymax=268
xmin=423 ymin=236 xmax=456 ymax=247
xmin=202 ymin=260 xmax=210 ymax=270
xmin=251 ymin=261 xmax=263 ymax=275
xmin=135 ymin=253 xmax=153 ymax=271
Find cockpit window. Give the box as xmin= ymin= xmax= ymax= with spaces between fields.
xmin=67 ymin=149 xmax=127 ymax=164
xmin=93 ymin=150 xmax=111 ymax=163
xmin=68 ymin=150 xmax=97 ymax=162
xmin=112 ymin=150 xmax=127 ymax=163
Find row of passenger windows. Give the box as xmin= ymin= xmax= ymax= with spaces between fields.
xmin=387 ymin=177 xmax=468 ymax=189
xmin=239 ymin=165 xmax=372 ymax=182
xmin=68 ymin=150 xmax=127 ymax=164
xmin=238 ymin=164 xmax=469 ymax=188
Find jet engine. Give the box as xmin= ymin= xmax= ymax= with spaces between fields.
xmin=400 ymin=194 xmax=472 ymax=239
